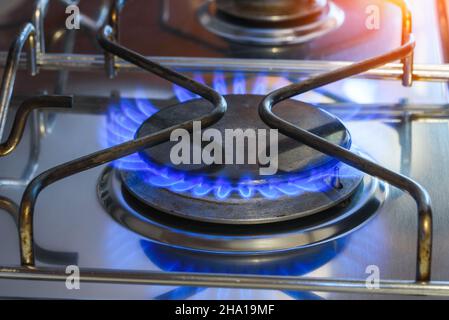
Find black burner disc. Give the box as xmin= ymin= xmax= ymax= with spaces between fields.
xmin=119 ymin=95 xmax=365 ymax=225
xmin=136 ymin=94 xmax=351 ymax=182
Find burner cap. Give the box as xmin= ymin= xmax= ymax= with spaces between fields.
xmin=118 ymin=95 xmax=365 ymax=225
xmin=136 ymin=94 xmax=350 ymax=182
xmin=215 ymin=0 xmax=329 ymax=25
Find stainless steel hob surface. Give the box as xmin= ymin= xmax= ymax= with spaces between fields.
xmin=0 ymin=0 xmax=449 ymax=299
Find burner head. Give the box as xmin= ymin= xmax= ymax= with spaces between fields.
xmin=215 ymin=0 xmax=329 ymax=25
xmin=118 ymin=95 xmax=365 ymax=225
xmin=198 ymin=0 xmax=344 ymax=45
xmin=136 ymin=94 xmax=350 ymax=182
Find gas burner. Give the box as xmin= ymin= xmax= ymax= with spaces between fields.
xmin=198 ymin=0 xmax=344 ymax=46
xmin=98 ymin=94 xmax=386 ymax=252
xmin=122 ymin=94 xmax=364 ymax=224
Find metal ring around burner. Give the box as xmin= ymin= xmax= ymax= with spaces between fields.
xmin=98 ymin=166 xmax=386 ymax=254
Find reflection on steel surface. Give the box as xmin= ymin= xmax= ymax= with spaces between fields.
xmin=0 ymin=23 xmax=37 ymax=142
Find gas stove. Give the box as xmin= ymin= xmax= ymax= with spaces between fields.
xmin=0 ymin=0 xmax=449 ymax=300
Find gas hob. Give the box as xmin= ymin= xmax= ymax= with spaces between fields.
xmin=0 ymin=0 xmax=449 ymax=299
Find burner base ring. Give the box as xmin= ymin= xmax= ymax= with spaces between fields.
xmin=98 ymin=166 xmax=387 ymax=254
xmin=120 ymin=161 xmax=364 ymax=225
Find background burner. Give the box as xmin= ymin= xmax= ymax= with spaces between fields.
xmin=198 ymin=0 xmax=344 ymax=45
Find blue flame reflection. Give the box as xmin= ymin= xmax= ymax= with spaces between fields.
xmin=141 ymin=240 xmax=344 ymax=276
xmin=142 ymin=240 xmax=346 ymax=300
xmin=104 ymin=72 xmax=357 ymax=200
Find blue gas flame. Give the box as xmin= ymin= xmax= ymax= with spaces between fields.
xmin=103 ymin=72 xmax=358 ymax=200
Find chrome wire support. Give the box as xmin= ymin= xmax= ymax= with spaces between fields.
xmin=259 ymin=0 xmax=432 ymax=283
xmin=0 ymin=1 xmax=66 ymax=187
xmin=0 ymin=96 xmax=72 ymax=188
xmin=75 ymin=0 xmax=110 ymax=32
xmin=393 ymin=0 xmax=414 ymax=86
xmin=0 ymin=195 xmax=78 ymax=265
xmin=0 ymin=96 xmax=72 ymax=157
xmin=0 ymin=110 xmax=40 ymax=188
xmin=35 ymin=0 xmax=109 ymax=47
xmin=0 ymin=23 xmax=37 ymax=142
xmin=36 ymin=0 xmax=110 ymax=136
xmin=18 ymin=25 xmax=226 ymax=267
xmin=32 ymin=0 xmax=50 ymax=56
xmin=104 ymin=0 xmax=127 ymax=78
